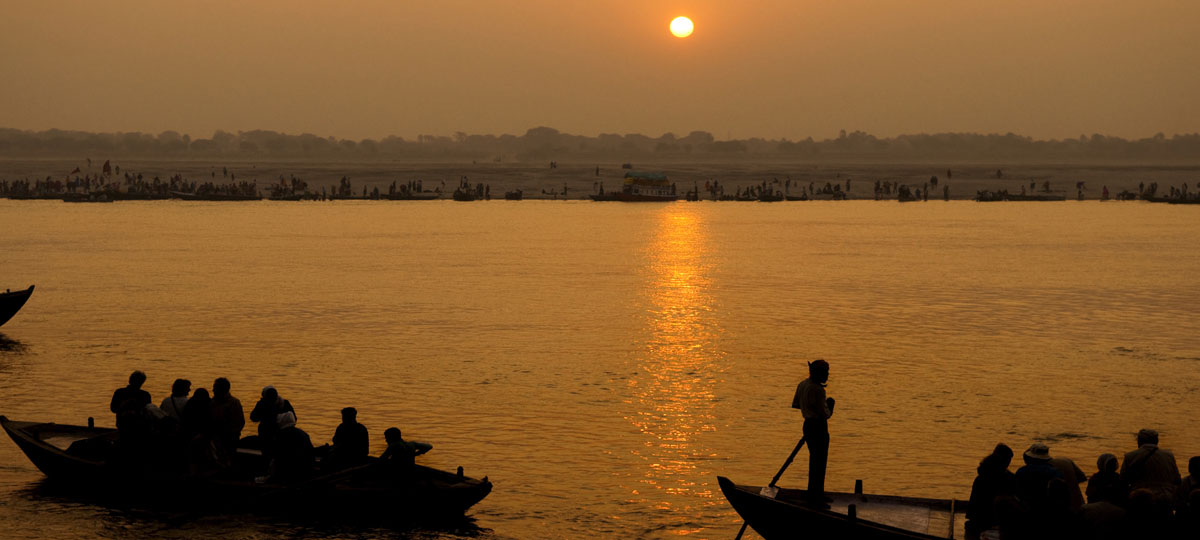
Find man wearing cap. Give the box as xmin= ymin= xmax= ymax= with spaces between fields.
xmin=792 ymin=359 xmax=835 ymax=507
xmin=1120 ymin=429 xmax=1181 ymax=503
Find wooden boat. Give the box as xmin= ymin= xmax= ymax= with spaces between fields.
xmin=452 ymin=189 xmax=478 ymax=202
xmin=171 ymin=191 xmax=262 ymax=201
xmin=589 ymin=172 xmax=678 ymax=202
xmin=758 ymin=192 xmax=785 ymax=202
xmin=504 ymin=190 xmax=523 ymax=201
xmin=0 ymin=286 xmax=34 ymax=327
xmin=62 ymin=193 xmax=114 ymax=203
xmin=383 ymin=192 xmax=440 ymax=201
xmin=719 ymin=476 xmax=967 ymax=540
xmin=1 ymin=416 xmax=492 ymax=519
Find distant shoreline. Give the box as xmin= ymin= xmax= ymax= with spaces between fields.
xmin=2 ymin=160 xmax=1197 ymax=203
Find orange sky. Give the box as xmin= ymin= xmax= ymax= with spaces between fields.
xmin=2 ymin=0 xmax=1198 ymax=141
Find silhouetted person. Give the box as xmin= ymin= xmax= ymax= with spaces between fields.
xmin=1176 ymin=489 xmax=1200 ymax=540
xmin=181 ymin=388 xmax=213 ymax=439
xmin=1016 ymin=443 xmax=1063 ymax=513
xmin=110 ymin=370 xmax=151 ymax=440
xmin=1086 ymin=453 xmax=1125 ymax=504
xmin=160 ymin=378 xmax=191 ymax=421
xmin=270 ymin=411 xmax=313 ymax=482
xmin=1080 ymin=475 xmax=1127 ymax=540
xmin=328 ymin=407 xmax=369 ymax=469
xmin=1125 ymin=488 xmax=1173 ymax=539
xmin=792 ymin=359 xmax=834 ymax=507
xmin=1175 ymin=456 xmax=1199 ymax=511
xmin=1121 ymin=428 xmax=1181 ymax=504
xmin=181 ymin=388 xmax=224 ymax=474
xmin=380 ymin=427 xmax=432 ymax=480
xmin=966 ymin=443 xmax=1017 ymax=538
xmin=1049 ymin=453 xmax=1088 ymax=511
xmin=209 ymin=377 xmax=245 ymax=454
xmin=1040 ymin=477 xmax=1082 ymax=540
xmin=250 ymin=385 xmax=296 ymax=441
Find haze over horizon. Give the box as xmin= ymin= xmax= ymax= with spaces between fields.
xmin=3 ymin=1 xmax=1198 ymax=142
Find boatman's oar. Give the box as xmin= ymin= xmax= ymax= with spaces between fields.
xmin=733 ymin=436 xmax=806 ymax=540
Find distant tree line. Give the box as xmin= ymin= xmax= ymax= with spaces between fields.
xmin=1 ymin=126 xmax=1198 ymax=163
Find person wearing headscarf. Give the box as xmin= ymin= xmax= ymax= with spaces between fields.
xmin=1086 ymin=453 xmax=1125 ymax=504
xmin=269 ymin=411 xmax=313 ymax=481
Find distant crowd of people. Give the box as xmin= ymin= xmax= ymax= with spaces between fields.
xmin=966 ymin=430 xmax=1197 ymax=539
xmin=108 ymin=370 xmax=431 ymax=482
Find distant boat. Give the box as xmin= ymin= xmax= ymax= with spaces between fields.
xmin=758 ymin=192 xmax=784 ymax=202
xmin=383 ymin=192 xmax=440 ymax=201
xmin=590 ymin=172 xmax=678 ymax=202
xmin=504 ymin=190 xmax=523 ymax=201
xmin=452 ymin=188 xmax=478 ymax=201
xmin=719 ymin=476 xmax=967 ymax=540
xmin=62 ymin=193 xmax=114 ymax=203
xmin=171 ymin=191 xmax=262 ymax=201
xmin=0 ymin=286 xmax=34 ymax=327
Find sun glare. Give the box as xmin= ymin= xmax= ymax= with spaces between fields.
xmin=670 ymin=16 xmax=694 ymax=38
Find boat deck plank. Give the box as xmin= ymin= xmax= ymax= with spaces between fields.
xmin=772 ymin=488 xmax=968 ymax=539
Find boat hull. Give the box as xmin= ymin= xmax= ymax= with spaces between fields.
xmin=718 ymin=476 xmax=965 ymax=540
xmin=0 ymin=286 xmax=34 ymax=327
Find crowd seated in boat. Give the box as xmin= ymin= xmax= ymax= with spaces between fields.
xmin=966 ymin=430 xmax=1196 ymax=540
xmin=99 ymin=371 xmax=435 ymax=484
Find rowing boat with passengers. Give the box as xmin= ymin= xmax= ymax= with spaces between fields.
xmin=719 ymin=476 xmax=968 ymax=540
xmin=0 ymin=415 xmax=492 ymax=519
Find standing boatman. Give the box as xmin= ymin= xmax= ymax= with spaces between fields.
xmin=792 ymin=359 xmax=835 ymax=507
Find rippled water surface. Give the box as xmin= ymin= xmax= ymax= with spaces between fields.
xmin=1 ymin=199 xmax=1198 ymax=539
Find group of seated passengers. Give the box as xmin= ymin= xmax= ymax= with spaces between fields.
xmin=966 ymin=429 xmax=1199 ymax=540
xmin=107 ymin=370 xmax=432 ymax=482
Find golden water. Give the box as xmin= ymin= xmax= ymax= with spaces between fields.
xmin=1 ymin=199 xmax=1198 ymax=539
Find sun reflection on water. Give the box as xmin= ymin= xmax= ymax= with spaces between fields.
xmin=624 ymin=205 xmax=726 ymax=532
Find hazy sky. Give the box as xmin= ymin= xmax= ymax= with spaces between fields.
xmin=3 ymin=1 xmax=1198 ymax=141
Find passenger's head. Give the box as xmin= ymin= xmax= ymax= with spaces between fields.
xmin=808 ymin=359 xmax=830 ymax=384
xmin=192 ymin=388 xmax=210 ymax=401
xmin=1023 ymin=443 xmax=1051 ymax=465
xmin=1189 ymin=456 xmax=1200 ymax=478
xmin=213 ymin=377 xmax=230 ymax=396
xmin=262 ymin=386 xmax=278 ymax=400
xmin=129 ymin=370 xmax=147 ymax=388
xmin=384 ymin=427 xmax=402 ymax=444
xmin=1136 ymin=429 xmax=1159 ymax=447
xmin=1097 ymin=453 xmax=1118 ymax=474
xmin=341 ymin=407 xmax=357 ymax=422
xmin=979 ymin=444 xmax=1012 ymax=471
xmin=276 ymin=411 xmax=296 ymax=430
xmin=993 ymin=443 xmax=1013 ymax=463
xmin=171 ymin=378 xmax=191 ymax=397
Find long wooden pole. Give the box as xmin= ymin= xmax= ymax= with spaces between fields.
xmin=734 ymin=436 xmax=806 ymax=540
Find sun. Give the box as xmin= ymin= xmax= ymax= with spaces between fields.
xmin=670 ymin=16 xmax=694 ymax=38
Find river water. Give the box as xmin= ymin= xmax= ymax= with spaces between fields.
xmin=1 ymin=199 xmax=1198 ymax=539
